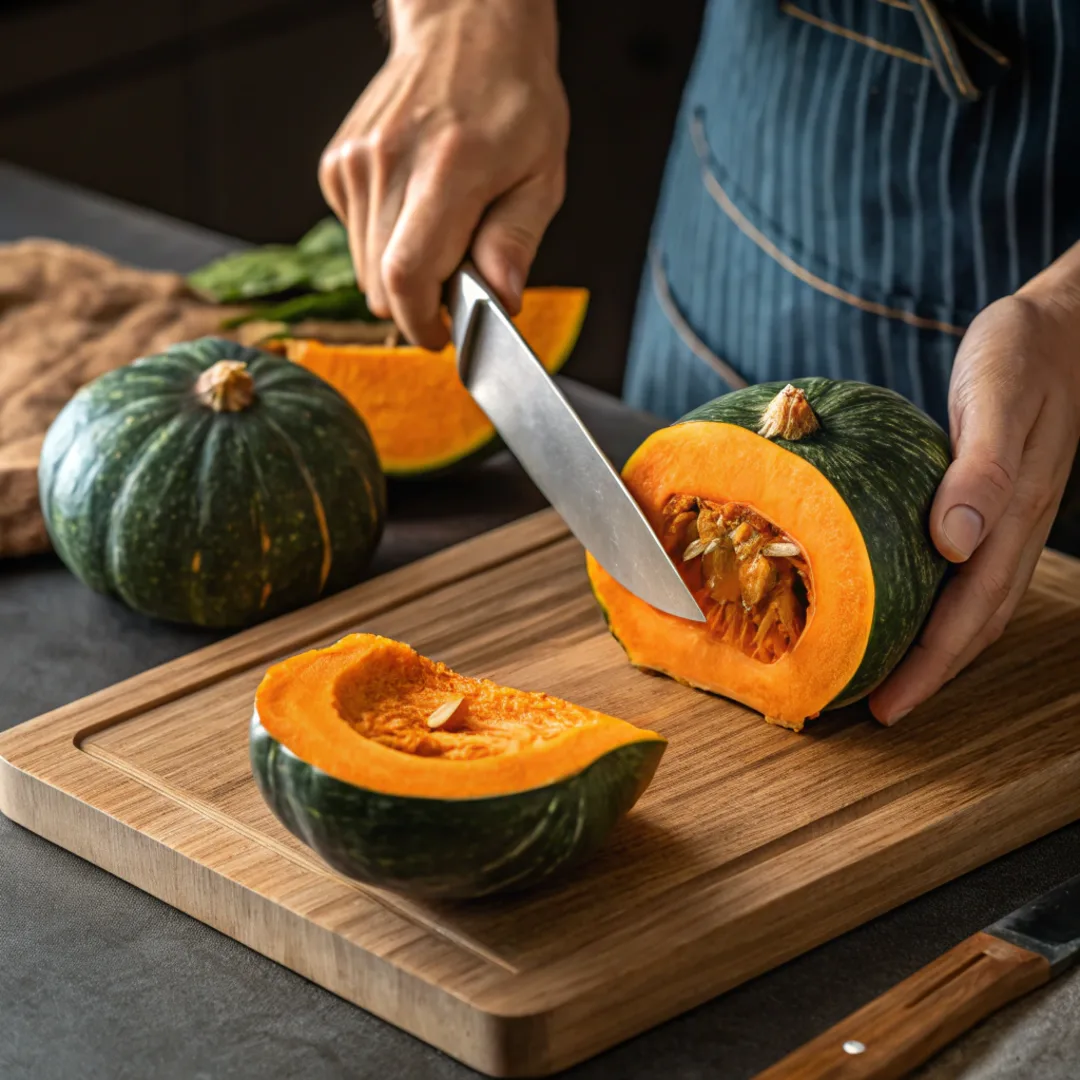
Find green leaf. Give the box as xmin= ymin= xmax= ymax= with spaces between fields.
xmin=188 ymin=247 xmax=309 ymax=303
xmin=187 ymin=217 xmax=359 ymax=304
xmin=221 ymin=286 xmax=374 ymax=328
xmin=296 ymin=216 xmax=350 ymax=257
xmin=307 ymin=250 xmax=356 ymax=292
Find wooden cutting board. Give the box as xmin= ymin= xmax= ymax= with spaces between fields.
xmin=3 ymin=509 xmax=1080 ymax=1077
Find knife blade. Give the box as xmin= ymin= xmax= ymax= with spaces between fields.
xmin=446 ymin=263 xmax=705 ymax=623
xmin=754 ymin=870 xmax=1080 ymax=1079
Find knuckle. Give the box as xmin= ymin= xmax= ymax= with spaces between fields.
xmin=976 ymin=566 xmax=1013 ymax=610
xmin=494 ymin=221 xmax=540 ymax=260
xmin=1000 ymin=294 xmax=1043 ymax=336
xmin=355 ymin=126 xmax=402 ymax=165
xmin=381 ymin=250 xmax=422 ymax=296
xmin=978 ymin=454 xmax=1017 ymax=501
xmin=1012 ymin=482 xmax=1049 ymax=520
xmin=317 ymin=148 xmax=339 ymax=188
xmin=432 ymin=123 xmax=487 ymax=168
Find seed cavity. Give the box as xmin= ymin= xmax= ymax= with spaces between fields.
xmin=663 ymin=494 xmax=813 ymax=663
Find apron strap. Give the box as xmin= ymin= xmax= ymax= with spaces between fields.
xmin=912 ymin=0 xmax=981 ymax=102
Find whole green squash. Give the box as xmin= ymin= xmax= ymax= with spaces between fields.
xmin=39 ymin=337 xmax=386 ymax=628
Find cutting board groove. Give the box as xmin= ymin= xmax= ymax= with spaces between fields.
xmin=3 ymin=508 xmax=1080 ymax=1077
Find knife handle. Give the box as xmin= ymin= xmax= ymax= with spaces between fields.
xmin=753 ymin=932 xmax=1051 ymax=1080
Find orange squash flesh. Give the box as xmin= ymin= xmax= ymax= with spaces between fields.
xmin=254 ymin=633 xmax=664 ymax=799
xmin=587 ymin=421 xmax=875 ymax=730
xmin=282 ymin=287 xmax=589 ymax=476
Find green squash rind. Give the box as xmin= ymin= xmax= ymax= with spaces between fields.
xmin=249 ymin=711 xmax=665 ymax=900
xmin=677 ymin=377 xmax=952 ymax=708
xmin=38 ymin=337 xmax=387 ymax=629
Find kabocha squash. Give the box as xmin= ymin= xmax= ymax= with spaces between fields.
xmin=587 ymin=379 xmax=952 ymax=731
xmin=278 ymin=286 xmax=589 ymax=477
xmin=38 ymin=337 xmax=386 ymax=629
xmin=250 ymin=634 xmax=666 ymax=899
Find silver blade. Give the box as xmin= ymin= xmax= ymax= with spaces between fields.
xmin=986 ymin=871 xmax=1080 ymax=977
xmin=447 ymin=264 xmax=705 ymax=623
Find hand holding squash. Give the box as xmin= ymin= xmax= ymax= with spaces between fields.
xmin=871 ymin=242 xmax=1080 ymax=725
xmin=318 ymin=0 xmax=568 ymax=350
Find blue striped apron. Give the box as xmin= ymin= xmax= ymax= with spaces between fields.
xmin=624 ymin=0 xmax=1076 ymax=435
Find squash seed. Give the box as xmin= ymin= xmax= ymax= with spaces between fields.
xmin=427 ymin=696 xmax=465 ymax=730
xmin=761 ymin=541 xmax=800 ymax=558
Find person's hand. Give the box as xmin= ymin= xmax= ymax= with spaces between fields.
xmin=318 ymin=0 xmax=567 ymax=349
xmin=870 ymin=247 xmax=1080 ymax=725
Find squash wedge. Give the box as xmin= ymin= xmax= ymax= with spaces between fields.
xmin=251 ymin=633 xmax=665 ymax=898
xmin=280 ymin=286 xmax=589 ymax=477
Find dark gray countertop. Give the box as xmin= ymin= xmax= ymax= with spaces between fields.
xmin=1 ymin=161 xmax=1078 ymax=1080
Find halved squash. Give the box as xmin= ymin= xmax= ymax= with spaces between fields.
xmin=587 ymin=379 xmax=952 ymax=731
xmin=250 ymin=633 xmax=665 ymax=898
xmin=278 ymin=286 xmax=589 ymax=477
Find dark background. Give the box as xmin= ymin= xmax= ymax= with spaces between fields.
xmin=0 ymin=0 xmax=708 ymax=396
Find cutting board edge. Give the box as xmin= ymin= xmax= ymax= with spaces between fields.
xmin=5 ymin=731 xmax=1080 ymax=1078
xmin=0 ymin=751 xmax=565 ymax=1078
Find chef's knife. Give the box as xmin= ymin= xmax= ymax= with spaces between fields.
xmin=754 ymin=871 xmax=1080 ymax=1079
xmin=446 ymin=262 xmax=705 ymax=623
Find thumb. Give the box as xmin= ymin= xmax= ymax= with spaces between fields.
xmin=931 ymin=388 xmax=1031 ymax=564
xmin=470 ymin=172 xmax=564 ymax=315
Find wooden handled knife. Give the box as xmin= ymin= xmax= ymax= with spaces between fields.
xmin=755 ymin=871 xmax=1080 ymax=1079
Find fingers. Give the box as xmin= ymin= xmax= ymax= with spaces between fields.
xmin=318 ymin=144 xmax=347 ymax=223
xmin=359 ymin=141 xmax=405 ymax=320
xmin=870 ymin=498 xmax=1055 ymax=726
xmin=870 ymin=401 xmax=1071 ymax=726
xmin=380 ymin=146 xmax=490 ymax=348
xmin=945 ymin=510 xmax=1052 ymax=676
xmin=320 ymin=141 xmax=373 ymax=309
xmin=471 ymin=170 xmax=566 ymax=315
xmin=323 ymin=128 xmax=549 ymax=347
xmin=315 ymin=46 xmax=568 ymax=346
xmin=377 ymin=156 xmax=564 ymax=345
xmin=931 ymin=392 xmax=1038 ymax=565
xmin=870 ymin=490 xmax=1036 ymax=724
xmin=931 ymin=300 xmax=1047 ymax=563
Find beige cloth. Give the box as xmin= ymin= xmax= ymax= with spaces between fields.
xmin=0 ymin=239 xmax=245 ymax=557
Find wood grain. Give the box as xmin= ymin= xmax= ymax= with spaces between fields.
xmin=754 ymin=932 xmax=1051 ymax=1080
xmin=1 ymin=508 xmax=1079 ymax=1076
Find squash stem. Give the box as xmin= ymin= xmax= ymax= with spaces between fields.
xmin=757 ymin=384 xmax=820 ymax=440
xmin=195 ymin=360 xmax=256 ymax=412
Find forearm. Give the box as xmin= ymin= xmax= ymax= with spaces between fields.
xmin=386 ymin=0 xmax=559 ymax=61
